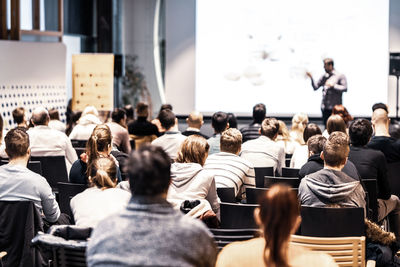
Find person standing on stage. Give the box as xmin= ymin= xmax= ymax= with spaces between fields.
xmin=306 ymin=58 xmax=347 ymax=126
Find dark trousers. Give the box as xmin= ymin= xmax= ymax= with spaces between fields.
xmin=322 ymin=109 xmax=332 ymax=128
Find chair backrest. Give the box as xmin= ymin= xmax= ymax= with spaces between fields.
xmin=70 ymin=140 xmax=87 ymax=148
xmin=290 ymin=235 xmax=366 ymax=267
xmin=130 ymin=134 xmax=157 ymax=149
xmin=300 ymin=206 xmax=365 ymax=237
xmin=30 ymin=156 xmax=68 ymax=191
xmin=246 ymin=187 xmax=298 ymax=204
xmin=264 ymin=176 xmax=300 ymax=189
xmin=217 ymin=187 xmax=236 ymax=203
xmin=254 ymin=167 xmax=274 ymax=188
xmin=1 ymin=160 xmax=42 ymax=175
xmin=281 ymin=167 xmax=300 ymax=177
xmin=220 ymin=202 xmax=258 ymax=229
xmin=58 ymin=182 xmax=88 ymax=220
xmin=209 ymin=228 xmax=260 ymax=250
xmin=387 ymin=161 xmax=400 ymax=199
xmin=363 ymin=179 xmax=378 ymax=222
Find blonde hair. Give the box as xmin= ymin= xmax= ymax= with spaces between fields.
xmin=220 ymin=128 xmax=242 ymax=154
xmin=176 ymin=135 xmax=209 ymax=166
xmin=277 ymin=120 xmax=290 ymax=141
xmin=86 ymin=124 xmax=112 ymax=177
xmin=290 ymin=113 xmax=309 ymax=145
xmin=89 ymin=157 xmax=117 ymax=189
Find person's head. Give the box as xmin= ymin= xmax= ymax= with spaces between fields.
xmin=256 ymin=184 xmax=300 ymax=267
xmin=123 ymin=105 xmax=134 ymax=120
xmin=372 ymin=103 xmax=388 ymax=113
xmin=176 ymin=135 xmax=209 ymax=166
xmin=372 ymin=108 xmax=390 ymax=130
xmin=322 ymin=131 xmax=349 ymax=168
xmin=158 ymin=109 xmax=176 ymax=131
xmin=326 ymin=114 xmax=347 ymax=134
xmin=307 ymin=135 xmax=326 ymax=156
xmin=323 ymin=58 xmax=334 ymax=73
xmin=227 ymin=113 xmax=238 ymax=129
xmin=89 ymin=157 xmax=118 ymax=189
xmin=277 ymin=120 xmax=290 ymax=140
xmin=291 ymin=113 xmax=309 ymax=132
xmin=82 ymin=106 xmax=99 ymax=117
xmin=31 ymin=106 xmax=50 ymax=126
xmin=186 ymin=111 xmax=204 ymax=129
xmin=48 ymin=108 xmax=60 ymax=121
xmin=303 ymin=123 xmax=322 ymax=143
xmin=349 ymin=119 xmax=373 ymax=147
xmin=253 ymin=103 xmax=266 ymax=124
xmin=127 ymin=145 xmax=171 ymax=196
xmin=211 ymin=111 xmax=229 ymax=134
xmin=4 ymin=127 xmax=30 ymax=160
xmin=332 ymin=105 xmax=353 ymax=125
xmin=86 ymin=124 xmax=113 ymax=165
xmin=111 ymin=108 xmax=127 ymax=125
xmin=136 ymin=102 xmax=149 ymax=118
xmin=260 ymin=118 xmax=280 ymax=140
xmin=159 ymin=104 xmax=172 ymax=112
xmin=220 ymin=128 xmax=242 ymax=155
xmin=12 ymin=107 xmax=26 ymax=125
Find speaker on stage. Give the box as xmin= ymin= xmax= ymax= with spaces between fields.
xmin=390 ymin=53 xmax=400 ymax=76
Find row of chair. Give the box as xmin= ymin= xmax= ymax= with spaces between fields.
xmin=254 ymin=166 xmax=300 ymax=187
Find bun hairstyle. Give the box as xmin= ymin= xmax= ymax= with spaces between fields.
xmin=89 ymin=157 xmax=117 ymax=189
xmin=86 ymin=124 xmax=112 ymax=177
xmin=258 ymin=184 xmax=300 ymax=267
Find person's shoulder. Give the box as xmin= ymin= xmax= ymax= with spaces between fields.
xmin=290 ymin=244 xmax=337 ymax=267
xmin=173 ymin=212 xmax=213 ymax=237
xmin=217 ymin=238 xmax=263 ymax=266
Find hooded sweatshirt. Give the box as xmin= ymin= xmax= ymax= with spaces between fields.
xmin=299 ymin=168 xmax=366 ymax=215
xmin=167 ymin=162 xmax=220 ymax=218
xmin=69 ymin=114 xmax=102 ymax=140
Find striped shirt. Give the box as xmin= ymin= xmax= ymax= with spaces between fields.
xmin=240 ymin=123 xmax=261 ymax=143
xmin=204 ymin=152 xmax=255 ymax=198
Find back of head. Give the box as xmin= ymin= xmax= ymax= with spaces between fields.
xmin=349 ymin=119 xmax=373 ymax=147
xmin=332 ymin=105 xmax=353 ymax=125
xmin=323 ymin=131 xmax=349 ymax=167
xmin=127 ymin=145 xmax=171 ymax=196
xmin=86 ymin=124 xmax=112 ymax=164
xmin=220 ymin=128 xmax=242 ymax=154
xmin=261 ymin=118 xmax=279 ymax=139
xmin=160 ymin=104 xmax=173 ymax=112
xmin=176 ymin=135 xmax=209 ymax=166
xmin=372 ymin=108 xmax=389 ymax=126
xmin=291 ymin=113 xmax=309 ymax=131
xmin=136 ymin=102 xmax=149 ymax=117
xmin=227 ymin=113 xmax=237 ymax=129
xmin=158 ymin=109 xmax=176 ymax=130
xmin=303 ymin=123 xmax=322 ymax=143
xmin=111 ymin=108 xmax=126 ymax=124
xmin=211 ymin=112 xmax=229 ymax=133
xmin=123 ymin=105 xmax=134 ymax=120
xmin=307 ymin=134 xmax=326 ymax=155
xmin=252 ymin=103 xmax=266 ymax=123
xmin=326 ymin=114 xmax=347 ymax=134
xmin=48 ymin=108 xmax=60 ymax=121
xmin=187 ymin=111 xmax=203 ymax=128
xmin=372 ymin=103 xmax=388 ymax=113
xmin=277 ymin=120 xmax=290 ymax=140
xmin=12 ymin=107 xmax=25 ymax=124
xmin=258 ymin=184 xmax=300 ymax=267
xmin=31 ymin=106 xmax=50 ymax=126
xmin=5 ymin=127 xmax=29 ymax=160
xmin=89 ymin=157 xmax=117 ymax=189
xmin=82 ymin=106 xmax=99 ymax=117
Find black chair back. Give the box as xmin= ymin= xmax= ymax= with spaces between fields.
xmin=31 ymin=156 xmax=68 ymax=191
xmin=210 ymin=228 xmax=260 ymax=250
xmin=300 ymin=206 xmax=365 ymax=237
xmin=246 ymin=187 xmax=268 ymax=204
xmin=58 ymin=182 xmax=88 ymax=220
xmin=1 ymin=160 xmax=42 ymax=175
xmin=264 ymin=176 xmax=300 ymax=188
xmin=70 ymin=140 xmax=87 ymax=148
xmin=254 ymin=167 xmax=274 ymax=188
xmin=217 ymin=187 xmax=236 ymax=203
xmin=387 ymin=161 xmax=400 ymax=199
xmin=363 ymin=179 xmax=378 ymax=222
xmin=281 ymin=167 xmax=300 ymax=178
xmin=220 ymin=202 xmax=258 ymax=229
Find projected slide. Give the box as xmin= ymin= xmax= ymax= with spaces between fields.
xmin=196 ymin=0 xmax=388 ymax=116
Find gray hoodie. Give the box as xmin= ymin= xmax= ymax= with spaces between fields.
xmin=299 ymin=168 xmax=366 ymax=214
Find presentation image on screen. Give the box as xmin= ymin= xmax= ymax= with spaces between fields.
xmin=195 ymin=0 xmax=389 ymax=116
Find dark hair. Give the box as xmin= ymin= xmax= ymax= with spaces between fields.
xmin=323 ymin=131 xmax=349 ymax=167
xmin=123 ymin=105 xmax=134 ymax=120
xmin=176 ymin=135 xmax=209 ymax=166
xmin=259 ymin=184 xmax=300 ymax=267
xmin=86 ymin=124 xmax=112 ymax=177
xmin=111 ymin=108 xmax=126 ymax=124
xmin=307 ymin=135 xmax=326 ymax=155
xmin=48 ymin=108 xmax=60 ymax=121
xmin=326 ymin=115 xmax=347 ymax=134
xmin=160 ymin=104 xmax=172 ymax=112
xmin=324 ymin=58 xmax=334 ymax=67
xmin=390 ymin=122 xmax=400 ymax=140
xmin=89 ymin=157 xmax=117 ymax=189
xmin=372 ymin=103 xmax=388 ymax=113
xmin=349 ymin=119 xmax=373 ymax=147
xmin=136 ymin=102 xmax=149 ymax=117
xmin=211 ymin=112 xmax=229 ymax=133
xmin=12 ymin=107 xmax=25 ymax=124
xmin=0 ymin=114 xmax=3 ymax=141
xmin=303 ymin=123 xmax=322 ymax=143
xmin=5 ymin=127 xmax=30 ymax=160
xmin=31 ymin=108 xmax=49 ymax=125
xmin=127 ymin=145 xmax=171 ymax=196
xmin=227 ymin=113 xmax=237 ymax=129
xmin=158 ymin=109 xmax=176 ymax=130
xmin=253 ymin=103 xmax=266 ymax=123
xmin=332 ymin=105 xmax=353 ymax=125
xmin=261 ymin=118 xmax=279 ymax=139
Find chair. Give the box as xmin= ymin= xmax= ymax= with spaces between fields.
xmin=246 ymin=187 xmax=299 ymax=204
xmin=1 ymin=160 xmax=42 ymax=175
xmin=58 ymin=183 xmax=88 ymax=220
xmin=217 ymin=187 xmax=236 ymax=203
xmin=300 ymin=206 xmax=365 ymax=237
xmin=220 ymin=202 xmax=258 ymax=229
xmin=130 ymin=134 xmax=157 ymax=149
xmin=363 ymin=179 xmax=378 ymax=223
xmin=254 ymin=167 xmax=274 ymax=188
xmin=285 ymin=154 xmax=293 ymax=167
xmin=290 ymin=235 xmax=375 ymax=267
xmin=74 ymin=147 xmax=86 ymax=158
xmin=387 ymin=161 xmax=400 ymax=199
xmin=70 ymin=139 xmax=87 ymax=148
xmin=209 ymin=228 xmax=260 ymax=250
xmin=281 ymin=167 xmax=300 ymax=177
xmin=30 ymin=156 xmax=68 ymax=191
xmin=264 ymin=176 xmax=300 ymax=188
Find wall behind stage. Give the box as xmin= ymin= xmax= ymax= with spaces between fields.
xmin=0 ymin=41 xmax=67 ymax=130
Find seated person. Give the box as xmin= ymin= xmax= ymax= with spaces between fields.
xmin=290 ymin=123 xmax=322 ymax=168
xmin=70 ymin=157 xmax=131 ymax=228
xmin=275 ymin=120 xmax=298 ymax=155
xmin=289 ymin=113 xmax=309 ymax=145
xmin=107 ymin=108 xmax=131 ymax=154
xmin=48 ymin=108 xmax=66 ymax=133
xmin=204 ymin=128 xmax=255 ymax=199
xmin=322 ymin=114 xmax=347 ymax=139
xmin=12 ymin=107 xmax=28 ymax=128
xmin=87 ymin=145 xmax=217 ymax=266
xmin=69 ymin=106 xmax=102 ymax=141
xmin=182 ymin=111 xmax=209 ymax=139
xmin=216 ymin=184 xmax=337 ymax=267
xmin=240 ymin=103 xmax=266 ymax=143
xmin=208 ymin=111 xmax=229 ymax=155
xmin=128 ymin=102 xmax=159 ymax=137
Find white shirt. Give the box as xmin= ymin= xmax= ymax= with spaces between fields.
xmin=48 ymin=119 xmax=66 ymax=133
xmin=69 ymin=114 xmax=101 ymax=141
xmin=151 ymin=131 xmax=187 ymax=160
xmin=290 ymin=145 xmax=309 ymax=169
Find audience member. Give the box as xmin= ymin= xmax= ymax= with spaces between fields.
xmin=372 ymin=103 xmax=388 ymax=113
xmin=48 ymin=108 xmax=66 ymax=133
xmin=227 ymin=112 xmax=238 ymax=129
xmin=70 ymin=157 xmax=130 ymax=228
xmin=167 ymin=135 xmax=219 ymax=218
xmin=69 ymin=106 xmax=102 ymax=140
xmin=332 ymin=104 xmax=353 ymax=126
xmin=0 ymin=114 xmax=5 ymax=158
xmin=290 ymin=123 xmax=322 ymax=169
xmin=152 ymin=103 xmax=174 ymax=134
xmin=204 ymin=128 xmax=255 ymax=199
xmin=27 ymin=107 xmax=77 ymax=171
xmin=69 ymin=124 xmax=122 ymax=185
xmin=348 ymin=119 xmax=400 ymax=239
xmin=65 ymin=111 xmax=82 ymax=136
xmin=12 ymin=107 xmax=28 ymax=128
xmin=275 ymin=120 xmax=297 ymax=154
xmin=208 ymin=111 xmax=229 ymax=155
xmin=298 ymin=132 xmax=366 ymax=211
xmin=107 ymin=108 xmax=131 ymax=154
xmin=290 ymin=113 xmax=309 ymax=145
xmin=241 ymin=118 xmax=285 ymax=175
xmin=151 ymin=109 xmax=186 ymax=160
xmin=182 ymin=111 xmax=209 ymax=139
xmin=322 ymin=114 xmax=347 ymax=138
xmin=128 ymin=102 xmax=159 ymax=137
xmin=123 ymin=104 xmax=134 ymax=125
xmin=87 ymin=145 xmax=217 ymax=266
xmin=240 ymin=103 xmax=266 ymax=143
xmin=216 ymin=184 xmax=337 ymax=267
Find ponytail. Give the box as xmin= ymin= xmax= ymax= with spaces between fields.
xmin=89 ymin=157 xmax=117 ymax=189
